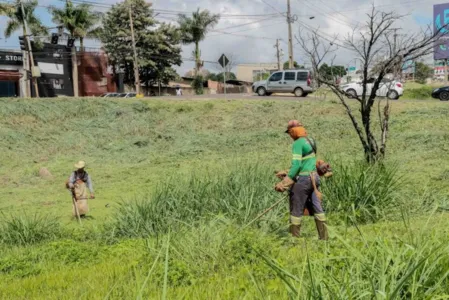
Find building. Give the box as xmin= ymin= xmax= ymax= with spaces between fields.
xmin=0 ymin=50 xmax=26 ymax=97
xmin=1 ymin=44 xmax=116 ymax=98
xmin=33 ymin=43 xmax=74 ymax=97
xmin=434 ymin=66 xmax=448 ymax=80
xmin=236 ymin=63 xmax=280 ymax=83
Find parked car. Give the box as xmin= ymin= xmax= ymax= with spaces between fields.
xmin=431 ymin=86 xmax=449 ymax=101
xmin=101 ymin=93 xmax=120 ymax=97
xmin=119 ymin=93 xmax=137 ymax=98
xmin=252 ymin=70 xmax=314 ymax=97
xmin=340 ymin=78 xmax=403 ymax=100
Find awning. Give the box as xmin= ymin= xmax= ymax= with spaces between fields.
xmin=0 ymin=70 xmax=23 ymax=81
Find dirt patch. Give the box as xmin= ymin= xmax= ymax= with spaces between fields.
xmin=39 ymin=168 xmax=53 ymax=179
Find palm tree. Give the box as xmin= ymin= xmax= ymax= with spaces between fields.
xmin=3 ymin=0 xmax=47 ymax=97
xmin=3 ymin=0 xmax=47 ymax=39
xmin=178 ymin=9 xmax=220 ymax=76
xmin=49 ymin=0 xmax=102 ymax=97
xmin=0 ymin=3 xmax=13 ymax=16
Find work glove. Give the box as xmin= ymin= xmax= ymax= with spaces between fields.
xmin=275 ymin=170 xmax=288 ymax=179
xmin=275 ymin=176 xmax=295 ymax=193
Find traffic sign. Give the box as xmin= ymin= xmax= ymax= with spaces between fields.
xmin=218 ymin=54 xmax=229 ymax=68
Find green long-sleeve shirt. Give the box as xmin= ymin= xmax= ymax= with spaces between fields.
xmin=288 ymin=137 xmax=317 ymax=179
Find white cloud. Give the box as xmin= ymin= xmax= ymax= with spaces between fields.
xmin=1 ymin=0 xmax=446 ymax=74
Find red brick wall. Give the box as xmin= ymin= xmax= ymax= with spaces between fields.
xmin=78 ymin=52 xmax=116 ymax=96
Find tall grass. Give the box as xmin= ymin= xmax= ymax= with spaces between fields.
xmin=110 ymin=160 xmax=403 ymax=239
xmin=322 ymin=161 xmax=401 ymax=223
xmin=259 ymin=215 xmax=449 ymax=299
xmin=0 ymin=213 xmax=60 ymax=246
xmin=110 ymin=163 xmax=285 ymax=238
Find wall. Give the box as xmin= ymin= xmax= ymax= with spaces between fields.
xmin=33 ymin=43 xmax=73 ymax=97
xmin=236 ymin=63 xmax=279 ymax=82
xmin=78 ymin=52 xmax=115 ymax=96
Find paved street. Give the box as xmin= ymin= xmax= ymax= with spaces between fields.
xmin=158 ymin=93 xmax=325 ymax=101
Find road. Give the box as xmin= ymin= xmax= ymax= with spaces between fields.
xmin=155 ymin=93 xmax=438 ymax=102
xmin=157 ymin=93 xmax=324 ymax=101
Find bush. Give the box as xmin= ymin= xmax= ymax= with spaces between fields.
xmin=0 ymin=213 xmax=61 ymax=246
xmin=403 ymin=86 xmax=433 ymax=100
xmin=321 ymin=161 xmax=401 ymax=223
xmin=192 ymin=75 xmax=204 ymax=95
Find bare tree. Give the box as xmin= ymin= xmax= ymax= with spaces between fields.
xmin=297 ymin=7 xmax=447 ymax=162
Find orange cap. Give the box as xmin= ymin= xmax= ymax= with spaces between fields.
xmin=285 ymin=120 xmax=303 ymax=133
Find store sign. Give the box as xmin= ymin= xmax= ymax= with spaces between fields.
xmin=434 ymin=3 xmax=449 ymax=60
xmin=0 ymin=52 xmax=23 ymax=66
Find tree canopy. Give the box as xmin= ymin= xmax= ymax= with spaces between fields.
xmin=414 ymin=62 xmax=432 ymax=84
xmin=100 ymin=0 xmax=181 ymax=87
xmin=3 ymin=0 xmax=47 ymax=38
xmin=283 ymin=61 xmax=303 ymax=70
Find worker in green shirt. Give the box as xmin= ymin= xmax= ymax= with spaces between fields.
xmin=275 ymin=120 xmax=328 ymax=240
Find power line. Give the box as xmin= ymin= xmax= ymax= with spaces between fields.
xmin=155 ymin=15 xmax=283 ymax=40
xmin=301 ymin=0 xmax=354 ymax=28
xmin=56 ymin=0 xmax=284 ymax=19
xmin=208 ymin=20 xmax=285 ymax=36
xmin=209 ymin=29 xmax=279 ymax=40
xmin=212 ymin=16 xmax=282 ymax=31
xmin=296 ymin=19 xmax=353 ymax=51
xmin=260 ymin=0 xmax=285 ymax=16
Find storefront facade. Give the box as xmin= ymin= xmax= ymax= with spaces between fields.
xmin=0 ymin=50 xmax=26 ymax=97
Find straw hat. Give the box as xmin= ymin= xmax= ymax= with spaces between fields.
xmin=74 ymin=161 xmax=86 ymax=169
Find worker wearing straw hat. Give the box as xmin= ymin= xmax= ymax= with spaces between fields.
xmin=66 ymin=161 xmax=95 ymax=218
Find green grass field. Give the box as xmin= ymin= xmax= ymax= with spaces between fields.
xmin=0 ymin=97 xmax=448 ymax=299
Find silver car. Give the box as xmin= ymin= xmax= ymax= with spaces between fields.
xmin=252 ymin=70 xmax=314 ymax=97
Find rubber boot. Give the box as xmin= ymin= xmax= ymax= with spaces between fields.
xmin=315 ymin=219 xmax=328 ymax=241
xmin=289 ymin=224 xmax=301 ymax=238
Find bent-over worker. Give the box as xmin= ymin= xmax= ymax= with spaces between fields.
xmin=275 ymin=120 xmax=328 ymax=240
xmin=67 ymin=161 xmax=95 ymax=218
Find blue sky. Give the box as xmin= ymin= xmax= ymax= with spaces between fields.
xmin=0 ymin=0 xmax=444 ymax=74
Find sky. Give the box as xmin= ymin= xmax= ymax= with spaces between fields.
xmin=0 ymin=0 xmax=446 ymax=75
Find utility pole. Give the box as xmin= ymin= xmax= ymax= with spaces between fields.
xmin=275 ymin=39 xmax=281 ymax=70
xmin=287 ymin=0 xmax=294 ymax=69
xmin=20 ymin=0 xmax=39 ymax=97
xmin=391 ymin=28 xmax=401 ymax=80
xmin=128 ymin=2 xmax=141 ymax=95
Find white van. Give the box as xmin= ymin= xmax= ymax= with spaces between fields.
xmin=252 ymin=70 xmax=314 ymax=97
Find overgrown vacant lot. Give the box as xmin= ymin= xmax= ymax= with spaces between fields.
xmin=0 ymin=97 xmax=448 ymax=299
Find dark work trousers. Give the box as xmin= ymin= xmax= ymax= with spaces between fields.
xmin=289 ymin=174 xmax=326 ymax=225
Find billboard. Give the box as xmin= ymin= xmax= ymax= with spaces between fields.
xmin=434 ymin=3 xmax=449 ymax=60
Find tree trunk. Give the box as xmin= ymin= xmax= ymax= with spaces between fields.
xmin=80 ymin=37 xmax=84 ymax=52
xmin=71 ymin=46 xmax=79 ymax=97
xmin=195 ymin=41 xmax=200 ymax=76
xmin=361 ymin=106 xmax=379 ymax=163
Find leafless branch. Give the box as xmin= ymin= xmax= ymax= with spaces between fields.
xmin=297 ymin=5 xmax=449 ymax=162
